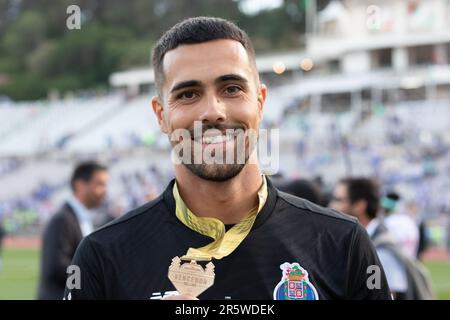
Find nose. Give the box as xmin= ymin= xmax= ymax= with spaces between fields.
xmin=199 ymin=92 xmax=226 ymax=124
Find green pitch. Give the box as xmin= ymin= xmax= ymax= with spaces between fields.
xmin=425 ymin=260 xmax=450 ymax=300
xmin=0 ymin=248 xmax=40 ymax=299
xmin=0 ymin=248 xmax=449 ymax=300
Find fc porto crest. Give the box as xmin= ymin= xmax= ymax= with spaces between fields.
xmin=273 ymin=262 xmax=319 ymax=300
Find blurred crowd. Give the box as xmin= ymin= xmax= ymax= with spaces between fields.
xmin=0 ymin=161 xmax=173 ymax=235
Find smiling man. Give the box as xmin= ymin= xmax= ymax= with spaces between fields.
xmin=64 ymin=17 xmax=391 ymax=300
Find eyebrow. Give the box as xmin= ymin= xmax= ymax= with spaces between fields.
xmin=215 ymin=74 xmax=248 ymax=84
xmin=169 ymin=74 xmax=248 ymax=94
xmin=170 ymin=80 xmax=201 ymax=94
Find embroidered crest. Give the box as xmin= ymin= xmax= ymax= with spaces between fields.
xmin=273 ymin=262 xmax=319 ymax=300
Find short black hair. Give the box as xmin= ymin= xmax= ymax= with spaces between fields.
xmin=385 ymin=191 xmax=400 ymax=202
xmin=277 ymin=179 xmax=323 ymax=205
xmin=381 ymin=190 xmax=401 ymax=214
xmin=152 ymin=16 xmax=257 ymax=96
xmin=70 ymin=161 xmax=107 ymax=191
xmin=339 ymin=177 xmax=380 ymax=219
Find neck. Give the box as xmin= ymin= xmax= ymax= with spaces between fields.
xmin=359 ymin=214 xmax=371 ymax=227
xmin=175 ymin=155 xmax=263 ymax=225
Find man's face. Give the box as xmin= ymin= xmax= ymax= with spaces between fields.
xmin=152 ymin=39 xmax=266 ymax=181
xmin=329 ymin=183 xmax=353 ymax=216
xmin=80 ymin=170 xmax=109 ymax=209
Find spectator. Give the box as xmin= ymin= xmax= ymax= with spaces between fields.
xmin=38 ymin=161 xmax=108 ymax=300
xmin=277 ymin=178 xmax=323 ymax=205
xmin=383 ymin=192 xmax=420 ymax=259
xmin=330 ymin=177 xmax=434 ymax=300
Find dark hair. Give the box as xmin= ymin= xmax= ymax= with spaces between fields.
xmin=385 ymin=191 xmax=400 ymax=202
xmin=152 ymin=16 xmax=257 ymax=96
xmin=277 ymin=179 xmax=323 ymax=205
xmin=339 ymin=177 xmax=380 ymax=219
xmin=70 ymin=161 xmax=107 ymax=191
xmin=381 ymin=190 xmax=401 ymax=214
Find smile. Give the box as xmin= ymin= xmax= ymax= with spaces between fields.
xmin=198 ymin=135 xmax=235 ymax=145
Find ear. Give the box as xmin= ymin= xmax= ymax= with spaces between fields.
xmin=152 ymin=96 xmax=169 ymax=134
xmin=73 ymin=180 xmax=85 ymax=197
xmin=257 ymin=83 xmax=267 ymax=120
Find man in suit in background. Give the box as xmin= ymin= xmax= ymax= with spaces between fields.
xmin=38 ymin=161 xmax=108 ymax=300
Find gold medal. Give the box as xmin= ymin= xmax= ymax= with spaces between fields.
xmin=168 ymin=176 xmax=268 ymax=297
xmin=168 ymin=256 xmax=215 ymax=298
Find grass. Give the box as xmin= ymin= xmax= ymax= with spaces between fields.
xmin=0 ymin=248 xmax=449 ymax=300
xmin=424 ymin=260 xmax=450 ymax=300
xmin=0 ymin=248 xmax=40 ymax=300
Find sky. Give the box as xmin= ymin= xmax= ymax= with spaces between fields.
xmin=237 ymin=0 xmax=284 ymax=16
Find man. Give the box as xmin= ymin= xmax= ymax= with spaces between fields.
xmin=65 ymin=17 xmax=390 ymax=300
xmin=38 ymin=161 xmax=108 ymax=300
xmin=329 ymin=178 xmax=433 ymax=300
xmin=382 ymin=192 xmax=419 ymax=260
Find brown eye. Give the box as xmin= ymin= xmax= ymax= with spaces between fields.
xmin=178 ymin=91 xmax=197 ymax=100
xmin=224 ymin=85 xmax=241 ymax=95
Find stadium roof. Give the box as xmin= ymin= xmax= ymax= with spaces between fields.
xmin=109 ymin=51 xmax=308 ymax=88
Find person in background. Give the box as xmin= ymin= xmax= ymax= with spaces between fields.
xmin=277 ymin=178 xmax=323 ymax=205
xmin=38 ymin=161 xmax=108 ymax=300
xmin=330 ymin=177 xmax=434 ymax=300
xmin=330 ymin=178 xmax=408 ymax=299
xmin=383 ymin=192 xmax=419 ymax=260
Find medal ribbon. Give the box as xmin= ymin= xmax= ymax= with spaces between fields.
xmin=172 ymin=176 xmax=268 ymax=261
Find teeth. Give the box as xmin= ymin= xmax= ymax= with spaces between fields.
xmin=201 ymin=135 xmax=233 ymax=144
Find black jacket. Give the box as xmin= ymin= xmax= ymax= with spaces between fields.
xmin=38 ymin=202 xmax=83 ymax=300
xmin=65 ymin=178 xmax=391 ymax=300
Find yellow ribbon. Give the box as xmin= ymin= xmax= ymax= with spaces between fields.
xmin=173 ymin=176 xmax=268 ymax=261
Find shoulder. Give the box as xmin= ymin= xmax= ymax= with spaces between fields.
xmin=273 ymin=190 xmax=379 ymax=276
xmin=276 ymin=190 xmax=358 ymax=225
xmin=46 ymin=203 xmax=75 ymax=228
xmin=85 ymin=194 xmax=168 ymax=246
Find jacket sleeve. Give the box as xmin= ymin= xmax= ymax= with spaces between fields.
xmin=40 ymin=214 xmax=76 ymax=290
xmin=63 ymin=236 xmax=106 ymax=300
xmin=345 ymin=223 xmax=392 ymax=300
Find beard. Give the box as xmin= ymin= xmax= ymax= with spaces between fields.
xmin=184 ymin=162 xmax=246 ymax=182
xmin=172 ymin=122 xmax=258 ymax=182
xmin=85 ymin=194 xmax=104 ymax=209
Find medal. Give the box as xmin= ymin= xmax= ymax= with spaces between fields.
xmin=168 ymin=256 xmax=215 ymax=298
xmin=167 ymin=176 xmax=268 ymax=297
